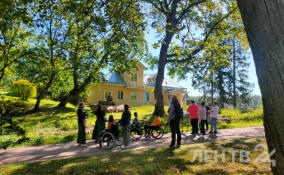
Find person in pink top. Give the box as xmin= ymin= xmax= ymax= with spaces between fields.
xmin=107 ymin=115 xmax=119 ymax=138
xmin=187 ymin=100 xmax=199 ymax=134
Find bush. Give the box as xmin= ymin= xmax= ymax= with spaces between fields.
xmin=11 ymin=79 xmax=37 ymax=100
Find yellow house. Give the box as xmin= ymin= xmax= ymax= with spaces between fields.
xmin=88 ymin=62 xmax=187 ymax=107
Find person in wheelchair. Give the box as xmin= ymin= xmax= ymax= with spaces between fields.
xmin=132 ymin=112 xmax=140 ymax=128
xmin=107 ymin=115 xmax=119 ymax=138
xmin=144 ymin=114 xmax=161 ymax=138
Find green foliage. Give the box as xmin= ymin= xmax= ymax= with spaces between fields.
xmin=11 ymin=79 xmax=36 ymax=100
xmin=184 ymin=6 xmax=253 ymax=107
xmin=0 ymin=0 xmax=33 ymax=84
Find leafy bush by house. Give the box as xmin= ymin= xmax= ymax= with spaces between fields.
xmin=11 ymin=79 xmax=37 ymax=100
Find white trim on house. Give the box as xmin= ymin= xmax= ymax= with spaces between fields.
xmin=117 ymin=90 xmax=124 ymax=101
xmin=104 ymin=90 xmax=112 ymax=100
xmin=130 ymin=91 xmax=137 ymax=101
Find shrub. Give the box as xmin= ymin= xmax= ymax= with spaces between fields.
xmin=11 ymin=79 xmax=37 ymax=100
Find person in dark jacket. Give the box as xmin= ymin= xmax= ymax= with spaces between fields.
xmin=92 ymin=104 xmax=107 ymax=142
xmin=168 ymin=96 xmax=182 ymax=148
xmin=77 ymin=103 xmax=88 ymax=146
xmin=119 ymin=104 xmax=131 ymax=148
xmin=205 ymin=105 xmax=210 ymax=131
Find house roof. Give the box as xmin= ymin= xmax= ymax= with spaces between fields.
xmin=144 ymin=74 xmax=186 ymax=91
xmin=100 ymin=71 xmax=186 ymax=92
xmin=104 ymin=71 xmax=127 ymax=85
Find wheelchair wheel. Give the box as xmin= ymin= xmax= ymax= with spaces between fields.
xmin=151 ymin=127 xmax=164 ymax=139
xmin=101 ymin=132 xmax=115 ymax=149
xmin=130 ymin=128 xmax=143 ymax=140
xmin=115 ymin=136 xmax=123 ymax=146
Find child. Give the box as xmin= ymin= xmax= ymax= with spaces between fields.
xmin=132 ymin=112 xmax=140 ymax=128
xmin=144 ymin=115 xmax=161 ymax=138
xmin=107 ymin=115 xmax=119 ymax=138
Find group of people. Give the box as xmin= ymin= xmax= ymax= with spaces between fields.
xmin=77 ymin=103 xmax=131 ymax=148
xmin=76 ymin=95 xmax=219 ymax=149
xmin=187 ymin=100 xmax=220 ymax=137
xmin=166 ymin=97 xmax=220 ymax=148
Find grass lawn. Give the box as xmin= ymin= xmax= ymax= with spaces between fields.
xmin=0 ymin=137 xmax=272 ymax=175
xmin=0 ymin=96 xmax=264 ymax=149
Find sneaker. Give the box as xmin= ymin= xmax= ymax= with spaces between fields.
xmin=176 ymin=144 xmax=181 ymax=148
xmin=214 ymin=131 xmax=217 ymax=134
xmin=209 ymin=131 xmax=213 ymax=134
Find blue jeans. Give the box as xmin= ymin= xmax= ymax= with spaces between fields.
xmin=210 ymin=118 xmax=218 ymax=132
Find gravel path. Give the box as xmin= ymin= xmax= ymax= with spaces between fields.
xmin=0 ymin=126 xmax=265 ymax=165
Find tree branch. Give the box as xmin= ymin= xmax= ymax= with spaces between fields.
xmin=166 ymin=6 xmax=238 ymax=63
xmin=0 ymin=51 xmax=31 ymax=72
xmin=148 ymin=0 xmax=165 ymax=14
xmin=177 ymin=0 xmax=206 ymax=22
xmin=164 ymin=0 xmax=169 ymax=11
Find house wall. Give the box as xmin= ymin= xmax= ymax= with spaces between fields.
xmin=88 ymin=84 xmax=186 ymax=107
xmin=88 ymin=84 xmax=155 ymax=107
xmin=162 ymin=90 xmax=185 ymax=106
xmin=121 ymin=63 xmax=145 ymax=88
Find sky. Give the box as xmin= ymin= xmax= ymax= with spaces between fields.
xmin=143 ymin=32 xmax=261 ymax=96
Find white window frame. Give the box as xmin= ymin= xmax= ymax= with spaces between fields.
xmin=117 ymin=91 xmax=124 ymax=100
xmin=130 ymin=91 xmax=137 ymax=101
xmin=104 ymin=90 xmax=112 ymax=100
xmin=131 ymin=73 xmax=137 ymax=81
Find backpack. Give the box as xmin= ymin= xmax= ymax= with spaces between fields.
xmin=175 ymin=104 xmax=184 ymax=119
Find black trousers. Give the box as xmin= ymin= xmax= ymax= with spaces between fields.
xmin=190 ymin=119 xmax=199 ymax=134
xmin=144 ymin=125 xmax=160 ymax=135
xmin=110 ymin=125 xmax=119 ymax=138
xmin=200 ymin=120 xmax=206 ymax=135
xmin=205 ymin=115 xmax=209 ymax=130
xmin=170 ymin=118 xmax=181 ymax=146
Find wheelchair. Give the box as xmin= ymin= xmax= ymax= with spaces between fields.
xmin=97 ymin=129 xmax=123 ymax=149
xmin=130 ymin=123 xmax=164 ymax=140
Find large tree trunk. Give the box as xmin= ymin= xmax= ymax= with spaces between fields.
xmin=154 ymin=32 xmax=174 ymax=117
xmin=0 ymin=69 xmax=5 ymax=85
xmin=57 ymin=75 xmax=93 ymax=108
xmin=211 ymin=74 xmax=214 ymax=106
xmin=237 ymin=0 xmax=284 ymax=174
xmin=154 ymin=48 xmax=167 ymax=116
xmin=57 ymin=88 xmax=81 ymax=108
xmin=33 ymin=71 xmax=56 ymax=111
xmin=217 ymin=71 xmax=225 ymax=108
xmin=232 ymin=37 xmax=237 ymax=108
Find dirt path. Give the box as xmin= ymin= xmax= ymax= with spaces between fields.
xmin=0 ymin=126 xmax=265 ymax=165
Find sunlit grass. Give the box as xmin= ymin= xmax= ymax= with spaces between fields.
xmin=221 ymin=108 xmax=263 ymax=121
xmin=0 ymin=137 xmax=272 ymax=175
